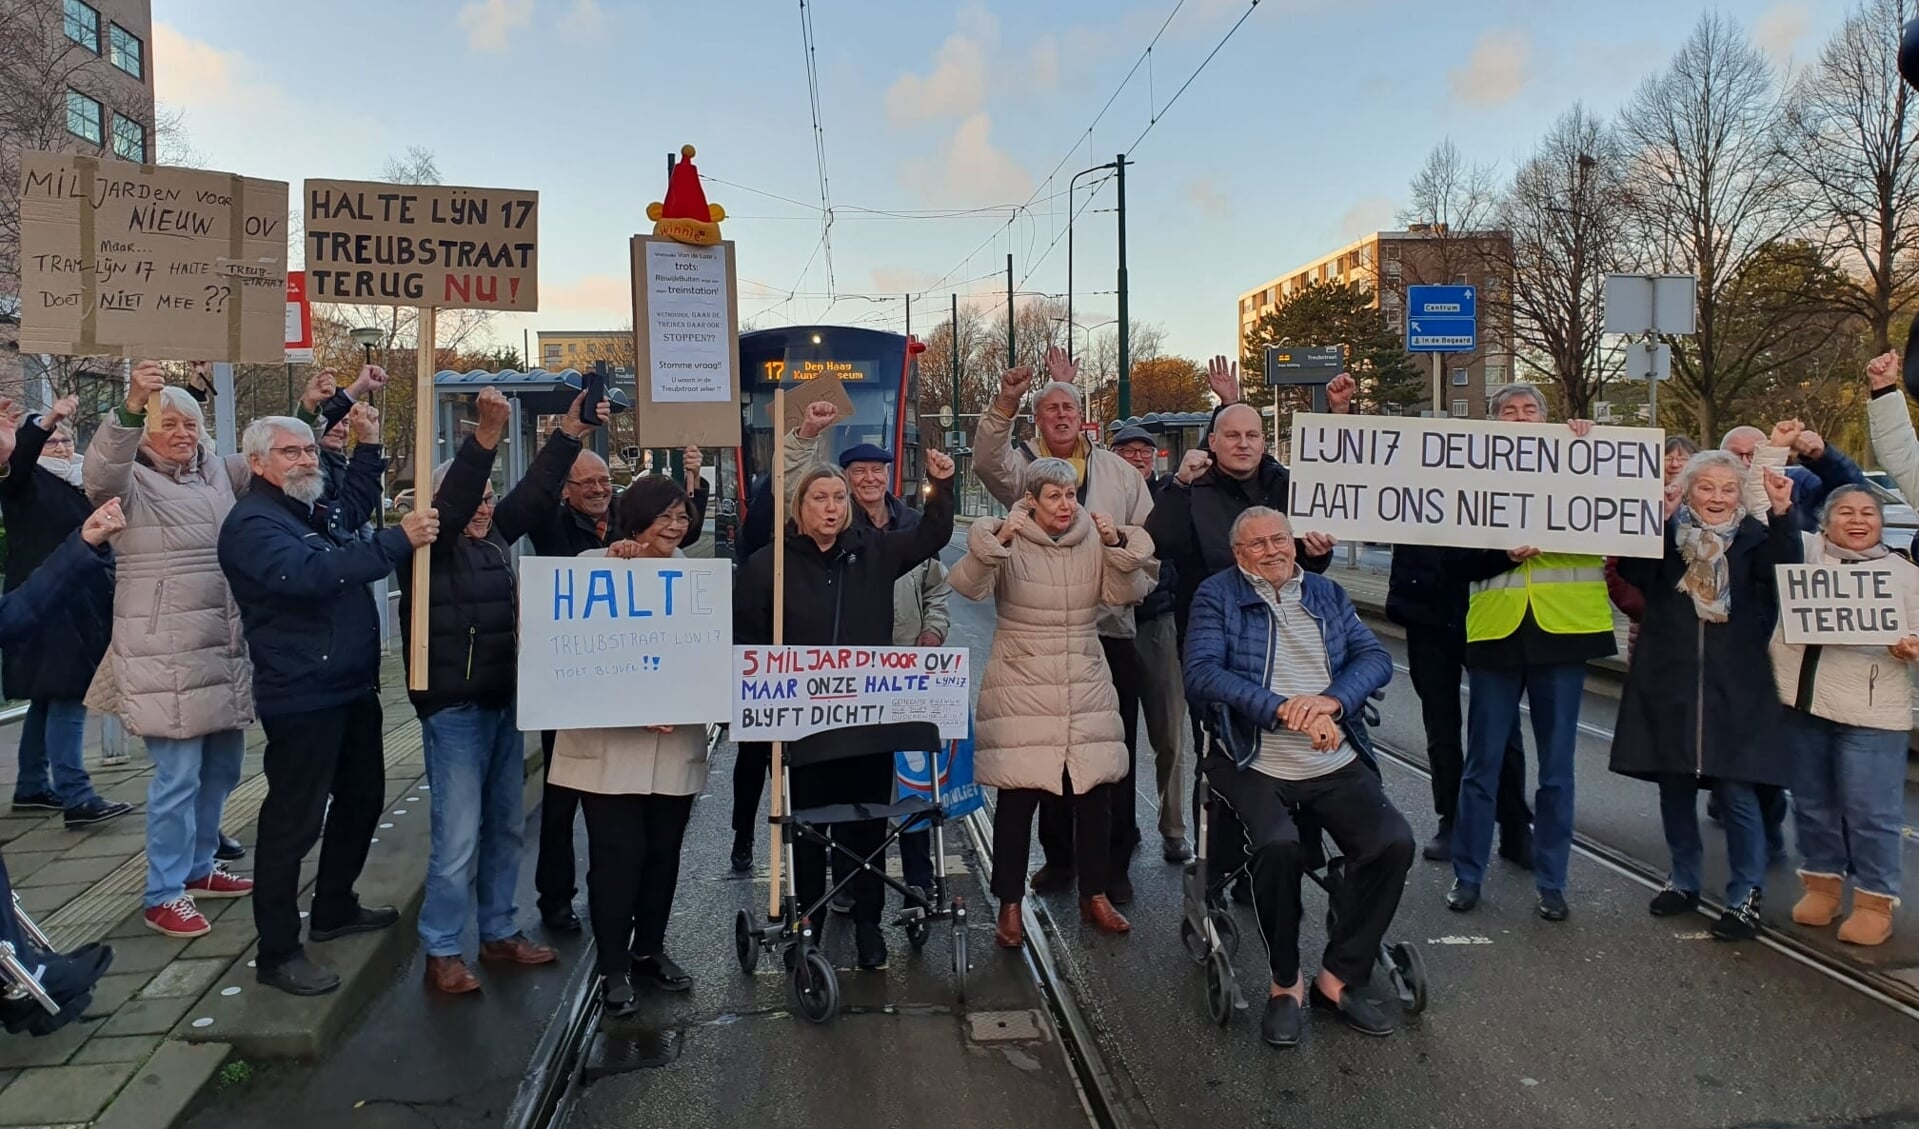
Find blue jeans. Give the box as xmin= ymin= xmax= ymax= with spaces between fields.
xmin=1659 ymin=777 xmax=1765 ymax=903
xmin=1455 ymin=663 xmax=1584 ymax=893
xmin=13 ymin=699 xmax=98 ymax=810
xmin=419 ymin=705 xmax=526 ymax=956
xmin=1785 ymin=711 xmax=1906 ymax=898
xmin=143 ymin=730 xmax=245 ymax=907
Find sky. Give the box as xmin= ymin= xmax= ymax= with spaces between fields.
xmin=151 ymin=0 xmax=1859 ymax=364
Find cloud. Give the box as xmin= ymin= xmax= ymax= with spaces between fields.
xmin=1753 ymin=2 xmax=1810 ymax=66
xmin=543 ymin=274 xmax=632 ymax=318
xmin=1449 ymin=28 xmax=1532 ymax=108
xmin=871 ymin=267 xmax=944 ymax=295
xmin=1027 ymin=38 xmax=1060 ymax=93
xmin=885 ymin=9 xmax=996 ymax=124
xmin=1339 ymin=195 xmax=1397 ymax=239
xmin=1182 ymin=177 xmax=1230 ymax=221
xmin=901 ymin=113 xmax=1033 ymax=206
xmin=560 ymin=0 xmax=608 ymax=41
xmin=152 ymin=24 xmax=240 ymax=106
xmin=457 ymin=0 xmax=533 ymax=54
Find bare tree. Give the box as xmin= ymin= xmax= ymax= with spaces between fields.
xmin=1397 ymin=140 xmax=1501 ymax=285
xmin=1781 ymin=0 xmax=1919 ymax=354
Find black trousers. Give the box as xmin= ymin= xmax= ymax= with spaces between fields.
xmin=789 ymin=753 xmax=894 ymax=927
xmin=1205 ymin=755 xmax=1415 ymax=989
xmin=579 ymin=791 xmax=695 ymax=979
xmin=1404 ymin=624 xmax=1532 ymax=831
xmin=1036 ymin=635 xmax=1143 ymax=873
xmin=994 ymin=770 xmax=1112 ymax=902
xmin=731 ymin=741 xmax=771 ymax=844
xmin=253 ymin=692 xmax=386 ymax=969
xmin=535 ymin=731 xmax=581 ymax=918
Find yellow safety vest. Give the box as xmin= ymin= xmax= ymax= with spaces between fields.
xmin=1465 ymin=552 xmax=1611 ymax=643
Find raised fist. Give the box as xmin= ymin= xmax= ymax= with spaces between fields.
xmin=798 ymin=400 xmax=839 ymax=440
xmin=925 ymin=448 xmax=955 ymax=482
xmin=1176 ymin=448 xmax=1212 ymax=485
xmin=127 ymin=360 xmax=167 ymax=414
xmin=1868 ymin=351 xmax=1901 ymax=391
xmin=1769 ymin=419 xmax=1804 ymax=450
xmin=474 ymin=386 xmax=510 ymax=446
xmin=1092 ymin=512 xmax=1119 ymax=547
xmin=998 ymin=366 xmax=1035 ymax=406
xmin=44 ymin=395 xmax=78 ymax=427
xmin=302 ymin=368 xmax=337 ymax=413
xmin=1325 ymin=372 xmax=1355 ymax=414
xmin=347 ymin=402 xmax=380 ymax=445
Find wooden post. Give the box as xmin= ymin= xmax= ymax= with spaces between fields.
xmin=408 ymin=307 xmax=437 ymax=692
xmin=766 ymin=387 xmax=788 ymax=921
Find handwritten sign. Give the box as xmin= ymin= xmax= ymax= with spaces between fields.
xmin=18 ymin=153 xmax=289 ymax=362
xmin=516 ymin=557 xmax=732 ymax=731
xmin=1287 ymin=413 xmax=1667 ymax=557
xmin=733 ymin=647 xmax=970 ymax=742
xmin=1776 ymin=564 xmax=1907 ymax=645
xmin=641 ymin=240 xmax=732 ymax=402
xmin=303 ymin=179 xmax=538 ymax=311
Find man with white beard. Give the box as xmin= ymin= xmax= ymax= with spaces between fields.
xmin=218 ymin=410 xmax=439 ymax=996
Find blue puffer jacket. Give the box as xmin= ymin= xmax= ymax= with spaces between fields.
xmin=1183 ymin=566 xmax=1392 ymax=771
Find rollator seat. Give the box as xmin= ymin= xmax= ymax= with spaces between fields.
xmin=780 ymin=796 xmax=940 ymax=826
xmin=786 ymin=721 xmax=941 ymax=766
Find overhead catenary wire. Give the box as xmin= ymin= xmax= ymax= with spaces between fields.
xmin=798 ymin=0 xmax=836 ymax=300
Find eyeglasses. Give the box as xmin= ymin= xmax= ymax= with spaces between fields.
xmin=271 ymin=445 xmax=320 ymax=461
xmin=1235 ymin=535 xmax=1292 ymax=553
xmin=43 ymin=436 xmax=73 ymax=447
xmin=568 ymin=476 xmax=613 ymax=489
xmin=477 ymin=495 xmax=496 ymax=507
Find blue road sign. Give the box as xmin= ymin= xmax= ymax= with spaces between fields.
xmin=1406 ymin=285 xmax=1477 ymax=353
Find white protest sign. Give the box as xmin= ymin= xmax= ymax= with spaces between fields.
xmin=1776 ymin=564 xmax=1907 ymax=645
xmin=1287 ymin=413 xmax=1666 ymax=557
xmin=643 ymin=240 xmax=732 ymax=402
xmin=733 ymin=646 xmax=970 ymax=742
xmin=516 ymin=557 xmax=733 ymax=731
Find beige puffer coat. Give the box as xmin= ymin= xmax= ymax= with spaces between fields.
xmin=83 ymin=419 xmax=255 ymax=740
xmin=948 ymin=513 xmax=1154 ymax=795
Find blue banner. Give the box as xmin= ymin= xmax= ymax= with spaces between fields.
xmin=894 ymin=717 xmax=985 ymax=830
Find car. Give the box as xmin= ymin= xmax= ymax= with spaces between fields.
xmin=1860 ymin=471 xmax=1918 ymax=551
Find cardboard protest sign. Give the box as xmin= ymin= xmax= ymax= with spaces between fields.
xmin=303 ymin=180 xmax=538 ymax=311
xmin=1287 ymin=413 xmax=1667 ymax=558
xmin=1776 ymin=564 xmax=1908 ymax=645
xmin=776 ymin=374 xmax=855 ymax=434
xmin=18 ymin=153 xmax=290 ymax=362
xmin=516 ymin=557 xmax=732 ymax=731
xmin=733 ymin=647 xmax=970 ymax=742
xmin=630 ymin=234 xmax=740 ymax=447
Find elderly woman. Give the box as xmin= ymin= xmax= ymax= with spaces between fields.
xmin=553 ymin=478 xmax=708 ymax=1015
xmin=948 ymin=458 xmax=1155 ymax=948
xmin=3 ymin=395 xmax=127 ymax=829
xmin=1608 ymin=451 xmax=1798 ymax=941
xmin=1606 ymin=435 xmax=1701 ymax=656
xmin=85 ymin=361 xmax=256 ymax=939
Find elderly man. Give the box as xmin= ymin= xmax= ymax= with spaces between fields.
xmin=219 ymin=412 xmax=438 ymax=996
xmin=1720 ymin=423 xmax=1864 ymax=534
xmin=974 ymin=348 xmax=1155 ymax=902
xmin=1443 ymin=383 xmax=1614 ymax=922
xmin=1184 ymin=506 xmax=1410 ymax=1046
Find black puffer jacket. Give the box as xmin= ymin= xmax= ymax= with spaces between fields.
xmin=1385 ymin=544 xmax=1463 ymax=633
xmin=399 ymin=429 xmax=580 ymax=718
xmin=0 ymin=417 xmax=113 ymax=701
xmin=526 ymin=476 xmax=710 ymax=558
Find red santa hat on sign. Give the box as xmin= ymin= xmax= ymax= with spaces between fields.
xmin=647 ymin=144 xmax=726 ymax=246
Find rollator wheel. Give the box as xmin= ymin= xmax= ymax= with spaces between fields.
xmin=1211 ymin=911 xmax=1240 ymax=960
xmin=733 ymin=909 xmax=758 ymax=976
xmin=789 ymin=948 xmax=839 ymax=1024
xmin=1204 ymin=949 xmax=1235 ymax=1027
xmin=951 ymin=919 xmax=969 ymax=1006
xmin=1179 ymin=916 xmax=1208 ymax=964
xmin=907 ymin=917 xmax=931 ymax=951
xmin=1388 ymin=942 xmax=1428 ymax=1016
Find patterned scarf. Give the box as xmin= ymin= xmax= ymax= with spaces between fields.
xmin=1673 ymin=504 xmax=1744 ymax=623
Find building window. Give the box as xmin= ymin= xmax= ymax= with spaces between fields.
xmin=1484 ymin=363 xmax=1506 ymax=388
xmin=65 ymin=90 xmax=102 ymax=145
xmin=110 ymin=114 xmax=144 ymax=162
xmin=1451 ymin=398 xmax=1469 ymax=419
xmin=108 ymin=24 xmax=142 ymax=78
xmin=1451 ymin=369 xmax=1470 ymax=387
xmin=63 ymin=0 xmax=99 ymax=51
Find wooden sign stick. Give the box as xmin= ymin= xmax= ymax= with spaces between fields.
xmin=767 ymin=386 xmax=788 ymax=922
xmin=407 ymin=307 xmax=437 ymax=692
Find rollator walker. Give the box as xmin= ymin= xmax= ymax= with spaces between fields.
xmin=1179 ymin=689 xmax=1429 ymax=1026
xmin=2 ymin=890 xmax=75 ymax=1028
xmin=733 ymin=720 xmax=969 ymax=1024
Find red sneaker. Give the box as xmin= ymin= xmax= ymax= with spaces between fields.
xmin=145 ymin=896 xmax=210 ymax=938
xmin=186 ymin=865 xmax=254 ymax=899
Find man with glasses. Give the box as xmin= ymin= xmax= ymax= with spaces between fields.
xmin=219 ymin=410 xmax=440 ymax=995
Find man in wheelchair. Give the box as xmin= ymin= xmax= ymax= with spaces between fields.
xmin=1184 ymin=507 xmax=1415 ymax=1046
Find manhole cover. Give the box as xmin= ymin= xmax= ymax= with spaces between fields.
xmin=967 ymin=1010 xmax=1043 ymax=1043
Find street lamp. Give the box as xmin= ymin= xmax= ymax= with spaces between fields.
xmin=349 ymin=326 xmax=383 ymax=366
xmin=1067 ymin=161 xmax=1118 ymax=363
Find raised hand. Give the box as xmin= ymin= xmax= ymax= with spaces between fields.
xmin=997 ymin=365 xmax=1035 ymax=409
xmin=1664 ymin=479 xmax=1683 ymax=519
xmin=1763 ymin=466 xmax=1795 ymax=515
xmin=1567 ymin=419 xmax=1594 ymax=437
xmin=683 ymin=445 xmax=704 ymax=489
xmin=0 ymin=399 xmax=20 ymax=466
xmin=44 ymin=395 xmax=78 ymax=427
xmin=1175 ymin=447 xmax=1212 ymax=486
xmin=347 ymin=402 xmax=381 ymax=445
xmin=998 ymin=502 xmax=1032 ymax=546
xmin=474 ymin=387 xmax=510 ymax=448
xmin=400 ymin=506 xmax=440 ymax=548
xmin=81 ymin=498 xmax=126 ymax=546
xmin=1045 ymin=345 xmax=1079 ymax=385
xmin=925 ymin=448 xmax=955 ymax=481
xmin=1092 ymin=512 xmax=1119 ymax=547
xmin=1868 ymin=352 xmax=1900 ymax=391
xmin=559 ymin=391 xmax=595 ymax=438
xmin=1793 ymin=429 xmax=1826 ymax=460
xmin=1769 ymin=419 xmax=1804 ymax=450
xmin=347 ymin=364 xmax=390 ymax=400
xmin=302 ymin=368 xmax=338 ymax=413
xmin=1891 ymin=635 xmax=1919 ymax=662
xmin=1301 ymin=532 xmax=1336 ymax=557
xmin=798 ymin=399 xmax=839 ymax=440
xmin=127 ymin=360 xmax=167 ymax=415
xmin=1207 ymin=356 xmax=1240 ymax=406
xmin=1325 ymin=372 xmax=1356 ymax=414
xmin=606 ymin=539 xmax=646 ymax=559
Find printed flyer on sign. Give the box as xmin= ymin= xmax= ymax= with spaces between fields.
xmin=733 ymin=647 xmax=970 ymax=742
xmin=1286 ymin=413 xmax=1667 ymax=558
xmin=516 ymin=557 xmax=733 ymax=731
xmin=1776 ymin=563 xmax=1909 ymax=646
xmin=644 ymin=240 xmax=732 ymax=402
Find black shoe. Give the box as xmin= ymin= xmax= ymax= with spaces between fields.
xmin=1536 ymin=890 xmax=1570 ymax=922
xmin=855 ymin=924 xmax=888 ymax=970
xmin=258 ymin=954 xmax=340 ymax=996
xmin=1421 ymin=821 xmax=1453 ymax=862
xmin=1231 ymin=875 xmax=1255 ymax=906
xmin=631 ymin=952 xmax=692 ymax=992
xmin=729 ymin=843 xmax=752 ymax=874
xmin=10 ymin=791 xmax=61 ymax=813
xmin=215 ymin=833 xmax=246 ymax=862
xmin=829 ymin=892 xmax=855 ymax=916
xmin=308 ymin=904 xmax=400 ymax=943
xmin=0 ymin=942 xmax=114 ymax=1030
xmin=1162 ymin=837 xmax=1193 ymax=864
xmin=1029 ymin=864 xmax=1075 ymax=894
xmin=1446 ymin=880 xmax=1480 ymax=912
xmin=1498 ymin=832 xmax=1534 ymax=871
xmin=1711 ymin=893 xmax=1762 ymax=942
xmin=1649 ymin=885 xmax=1700 ymax=917
xmin=1107 ymin=875 xmax=1135 ymax=907
xmin=63 ymin=798 xmax=133 ymax=829
xmin=1260 ymin=993 xmax=1303 ymax=1047
xmin=542 ymin=909 xmax=582 ymax=933
xmin=1309 ymin=981 xmax=1395 ymax=1037
xmin=602 ymin=977 xmax=639 ymax=1017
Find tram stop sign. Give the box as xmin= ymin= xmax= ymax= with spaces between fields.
xmin=1266 ymin=345 xmax=1345 ymax=386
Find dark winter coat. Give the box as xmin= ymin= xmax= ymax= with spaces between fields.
xmin=524 ymin=477 xmax=709 ymax=559
xmin=0 ymin=417 xmax=113 ymax=701
xmin=399 ymin=429 xmax=581 ymax=718
xmin=0 ymin=530 xmax=115 ymax=650
xmin=1608 ymin=514 xmax=1801 ymax=789
xmin=1138 ymin=473 xmax=1178 ymax=622
xmin=1385 ymin=544 xmax=1462 ymax=634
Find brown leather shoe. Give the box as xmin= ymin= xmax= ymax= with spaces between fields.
xmin=479 ymin=932 xmax=560 ymax=965
xmin=995 ymin=902 xmax=1024 ymax=948
xmin=425 ymin=955 xmax=480 ymax=994
xmin=1080 ymin=895 xmax=1131 ymax=934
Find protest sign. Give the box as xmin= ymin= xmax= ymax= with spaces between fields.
xmin=733 ymin=646 xmax=970 ymax=743
xmin=1776 ymin=564 xmax=1908 ymax=645
xmin=285 ymin=270 xmax=312 ymax=363
xmin=1287 ymin=413 xmax=1667 ymax=557
xmin=630 ymin=234 xmax=740 ymax=447
xmin=895 ymin=719 xmax=986 ymax=830
xmin=302 ymin=180 xmax=538 ymax=311
xmin=18 ymin=153 xmax=290 ymax=362
xmin=516 ymin=556 xmax=733 ymax=731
